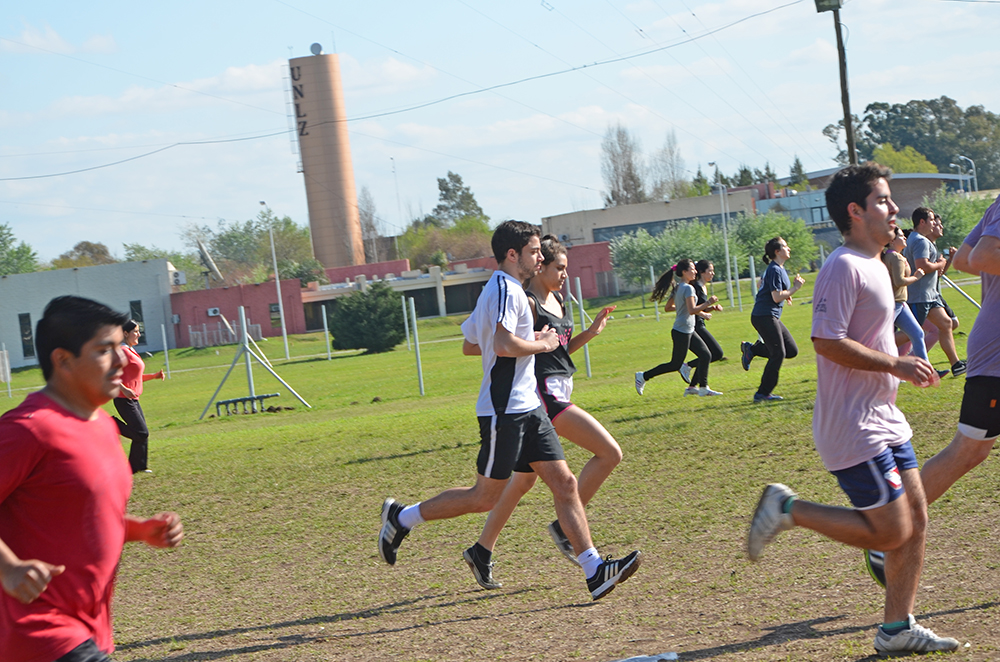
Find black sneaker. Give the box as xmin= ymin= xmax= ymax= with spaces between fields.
xmin=587 ymin=551 xmax=642 ymax=600
xmin=864 ymin=549 xmax=886 ymax=589
xmin=378 ymin=498 xmax=410 ymax=565
xmin=547 ymin=520 xmax=580 ymax=566
xmin=951 ymin=360 xmax=967 ymax=376
xmin=936 ymin=369 xmax=950 ymax=379
xmin=463 ymin=546 xmax=502 ymax=589
xmin=740 ymin=342 xmax=754 ymax=371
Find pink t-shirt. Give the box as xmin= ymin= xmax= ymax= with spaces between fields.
xmin=811 ymin=246 xmax=912 ymax=471
xmin=0 ymin=392 xmax=133 ymax=662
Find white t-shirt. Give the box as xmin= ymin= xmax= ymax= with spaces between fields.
xmin=461 ymin=270 xmax=542 ymax=416
xmin=811 ymin=246 xmax=913 ymax=471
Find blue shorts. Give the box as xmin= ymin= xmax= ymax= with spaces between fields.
xmin=831 ymin=442 xmax=919 ymax=510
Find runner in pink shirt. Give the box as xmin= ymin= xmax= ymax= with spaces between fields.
xmin=746 ymin=163 xmax=958 ymax=656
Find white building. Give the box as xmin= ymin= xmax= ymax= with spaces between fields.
xmin=0 ymin=259 xmax=178 ymax=369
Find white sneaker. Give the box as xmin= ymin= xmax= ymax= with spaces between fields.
xmin=747 ymin=483 xmax=796 ymax=561
xmin=679 ymin=363 xmax=692 ymax=384
xmin=873 ymin=614 xmax=959 ymax=655
xmin=634 ymin=371 xmax=645 ymax=396
xmin=683 ymin=386 xmax=699 ymax=396
xmin=698 ymin=386 xmax=723 ymax=396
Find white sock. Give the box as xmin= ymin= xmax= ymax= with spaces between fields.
xmin=398 ymin=503 xmax=424 ymax=530
xmin=578 ymin=547 xmax=601 ymax=577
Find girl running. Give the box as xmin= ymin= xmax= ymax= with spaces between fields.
xmin=883 ymin=226 xmax=930 ymax=365
xmin=462 ymin=235 xmax=620 ymax=589
xmin=634 ymin=259 xmax=722 ymax=397
xmin=739 ymin=236 xmax=805 ymax=403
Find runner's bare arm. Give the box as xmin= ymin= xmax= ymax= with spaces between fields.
xmin=125 ymin=512 xmax=184 ymax=548
xmin=0 ymin=537 xmax=64 ymax=604
xmin=813 ymin=337 xmax=935 ymax=386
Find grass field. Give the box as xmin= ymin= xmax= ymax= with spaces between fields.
xmin=3 ymin=276 xmax=996 ymax=661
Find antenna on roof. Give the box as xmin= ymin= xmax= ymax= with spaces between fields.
xmin=197 ymin=239 xmax=224 ymax=289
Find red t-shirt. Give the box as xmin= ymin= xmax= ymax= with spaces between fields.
xmin=0 ymin=391 xmax=132 ymax=662
xmin=120 ymin=345 xmax=148 ymax=399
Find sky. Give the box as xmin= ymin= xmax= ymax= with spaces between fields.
xmin=2 ymin=0 xmax=999 ymax=263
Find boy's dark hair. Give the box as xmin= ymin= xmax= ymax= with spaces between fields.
xmin=825 ymin=162 xmax=892 ymax=235
xmin=36 ymin=296 xmax=129 ymax=380
xmin=912 ymin=206 xmax=934 ymax=228
xmin=492 ymin=220 xmax=540 ymax=263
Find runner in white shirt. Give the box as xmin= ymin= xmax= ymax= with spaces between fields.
xmin=746 ymin=163 xmax=958 ymax=656
xmin=378 ymin=220 xmax=641 ymax=601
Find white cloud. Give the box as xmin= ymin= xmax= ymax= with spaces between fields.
xmin=81 ymin=34 xmax=117 ymax=54
xmin=2 ymin=24 xmax=74 ymax=54
xmin=340 ymin=54 xmax=437 ymax=99
xmin=760 ymin=38 xmax=836 ymax=69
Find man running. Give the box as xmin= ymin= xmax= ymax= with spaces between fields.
xmin=0 ymin=296 xmax=184 ymax=662
xmin=378 ymin=220 xmax=640 ymax=600
xmin=747 ymin=164 xmax=958 ymax=655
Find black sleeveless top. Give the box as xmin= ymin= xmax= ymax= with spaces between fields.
xmin=692 ymin=281 xmax=707 ymax=329
xmin=527 ymin=290 xmax=576 ymax=378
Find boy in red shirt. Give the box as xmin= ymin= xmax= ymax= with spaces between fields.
xmin=0 ymin=296 xmax=183 ymax=662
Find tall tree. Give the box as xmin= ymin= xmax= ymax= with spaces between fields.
xmin=690 ymin=166 xmax=711 ymax=197
xmin=601 ymin=123 xmax=648 ymax=207
xmin=429 ymin=172 xmax=485 ymax=226
xmin=871 ymin=144 xmax=937 ymax=173
xmin=788 ymin=156 xmax=808 ymax=188
xmin=358 ymin=185 xmax=381 ymax=263
xmin=649 ymin=129 xmax=690 ymax=200
xmin=0 ymin=223 xmax=38 ymax=275
xmin=52 ymin=241 xmax=117 ymax=269
xmin=734 ymin=164 xmax=754 ymax=187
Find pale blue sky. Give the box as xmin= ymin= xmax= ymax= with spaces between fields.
xmin=1 ymin=0 xmax=997 ymax=261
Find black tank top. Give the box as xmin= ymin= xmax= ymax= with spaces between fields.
xmin=526 ymin=290 xmax=576 ymax=378
xmin=692 ymin=281 xmax=707 ymax=329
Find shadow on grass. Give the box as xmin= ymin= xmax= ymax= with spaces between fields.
xmin=673 ymin=601 xmax=995 ymax=661
xmin=343 ymin=441 xmax=473 ymax=465
xmin=118 ymin=587 xmax=595 ymax=660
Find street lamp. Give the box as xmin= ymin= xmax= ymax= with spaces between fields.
xmin=707 ymin=162 xmax=734 ymax=307
xmin=949 ymin=164 xmax=966 ymax=194
xmin=957 ymin=155 xmax=978 ymax=192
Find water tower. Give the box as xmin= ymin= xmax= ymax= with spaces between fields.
xmin=288 ymin=43 xmax=365 ymax=268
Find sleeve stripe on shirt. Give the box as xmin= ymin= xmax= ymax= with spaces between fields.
xmin=496 ymin=273 xmax=506 ymax=326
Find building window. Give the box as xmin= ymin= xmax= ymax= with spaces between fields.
xmin=129 ymin=300 xmax=146 ymax=345
xmin=269 ymin=303 xmax=282 ymax=328
xmin=18 ymin=313 xmax=34 ymax=358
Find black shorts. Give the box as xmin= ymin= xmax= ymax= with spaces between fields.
xmin=477 ymin=406 xmax=564 ymax=479
xmin=940 ymin=295 xmax=957 ymax=320
xmin=909 ymin=300 xmax=944 ymax=326
xmin=958 ymin=376 xmax=1000 ymax=441
xmin=56 ymin=639 xmax=112 ymax=662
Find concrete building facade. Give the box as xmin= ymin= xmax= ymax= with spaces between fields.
xmin=289 ymin=51 xmax=366 ymax=269
xmin=0 ymin=260 xmax=177 ymax=369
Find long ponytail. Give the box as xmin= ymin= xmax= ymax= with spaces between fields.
xmin=651 ymin=258 xmax=693 ymax=302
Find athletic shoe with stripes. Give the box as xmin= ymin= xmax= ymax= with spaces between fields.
xmin=747 ymin=483 xmax=796 ymax=561
xmin=463 ymin=546 xmax=502 ymax=590
xmin=952 ymin=360 xmax=967 ymax=376
xmin=679 ymin=363 xmax=692 ymax=385
xmin=634 ymin=371 xmax=645 ymax=396
xmin=378 ymin=498 xmax=410 ymax=565
xmin=865 ymin=549 xmax=886 ymax=589
xmin=683 ymin=386 xmax=699 ymax=396
xmin=873 ymin=615 xmax=959 ymax=655
xmin=587 ymin=551 xmax=642 ymax=600
xmin=547 ymin=520 xmax=580 ymax=566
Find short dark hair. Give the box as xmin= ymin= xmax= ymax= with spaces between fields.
xmin=825 ymin=162 xmax=892 ymax=235
xmin=492 ymin=220 xmax=540 ymax=263
xmin=36 ymin=296 xmax=129 ymax=380
xmin=912 ymin=206 xmax=934 ymax=228
xmin=122 ymin=319 xmax=140 ymax=333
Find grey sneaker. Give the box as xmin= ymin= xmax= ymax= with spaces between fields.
xmin=547 ymin=520 xmax=580 ymax=566
xmin=865 ymin=549 xmax=886 ymax=589
xmin=683 ymin=386 xmax=699 ymax=396
xmin=463 ymin=546 xmax=502 ymax=589
xmin=634 ymin=371 xmax=645 ymax=395
xmin=679 ymin=363 xmax=692 ymax=384
xmin=747 ymin=483 xmax=796 ymax=561
xmin=873 ymin=614 xmax=959 ymax=655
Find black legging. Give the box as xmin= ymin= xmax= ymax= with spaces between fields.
xmin=686 ymin=322 xmax=724 ymax=387
xmin=113 ymin=397 xmax=149 ymax=473
xmin=749 ymin=314 xmax=798 ymax=397
xmin=644 ymin=328 xmax=711 ymax=387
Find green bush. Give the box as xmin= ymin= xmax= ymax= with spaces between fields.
xmin=329 ymin=281 xmax=406 ymax=353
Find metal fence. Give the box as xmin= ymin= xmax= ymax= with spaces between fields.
xmin=189 ymin=323 xmax=262 ymax=349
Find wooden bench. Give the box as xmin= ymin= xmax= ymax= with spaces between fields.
xmin=215 ymin=393 xmax=280 ymax=416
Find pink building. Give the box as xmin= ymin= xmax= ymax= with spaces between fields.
xmin=170 ymin=278 xmax=306 ymax=348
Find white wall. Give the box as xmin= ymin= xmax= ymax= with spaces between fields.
xmin=0 ymin=260 xmax=175 ymax=369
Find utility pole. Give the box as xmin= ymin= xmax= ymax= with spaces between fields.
xmin=816 ymin=1 xmax=856 ymax=165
